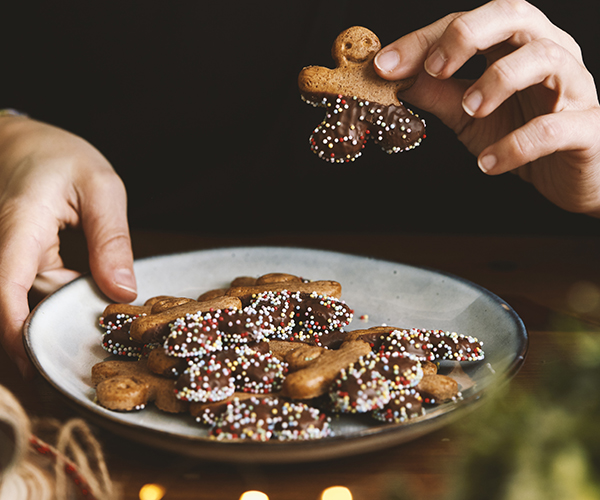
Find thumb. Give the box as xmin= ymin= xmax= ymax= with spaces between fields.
xmin=79 ymin=169 xmax=137 ymax=304
xmin=373 ymin=13 xmax=471 ymax=131
xmin=374 ymin=13 xmax=460 ymax=81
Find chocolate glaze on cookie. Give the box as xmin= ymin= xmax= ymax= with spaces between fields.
xmin=99 ymin=313 xmax=146 ymax=358
xmin=245 ymin=290 xmax=295 ymax=337
xmin=224 ymin=345 xmax=288 ymax=394
xmin=164 ymin=311 xmax=225 ymax=358
xmin=289 ymin=291 xmax=354 ymax=344
xmin=378 ymin=328 xmax=484 ymax=362
xmin=372 ymin=387 xmax=424 ymax=424
xmin=210 ymin=396 xmax=332 ymax=441
xmin=374 ymin=350 xmax=424 ymax=389
xmin=329 ymin=353 xmax=393 ymax=413
xmin=164 ymin=308 xmax=278 ymax=358
xmin=245 ymin=290 xmax=354 ymax=345
xmin=174 ymin=355 xmax=235 ymax=403
xmin=305 ymin=94 xmax=425 ymax=163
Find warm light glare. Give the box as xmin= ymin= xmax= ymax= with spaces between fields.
xmin=567 ymin=281 xmax=600 ymax=313
xmin=239 ymin=491 xmax=269 ymax=500
xmin=139 ymin=483 xmax=166 ymax=500
xmin=321 ymin=485 xmax=353 ymax=500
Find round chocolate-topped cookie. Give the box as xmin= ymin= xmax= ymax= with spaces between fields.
xmin=427 ymin=330 xmax=485 ymax=362
xmin=372 ymin=387 xmax=424 ymax=424
xmin=226 ymin=345 xmax=288 ymax=394
xmin=274 ymin=400 xmax=332 ymax=441
xmin=210 ymin=396 xmax=331 ymax=441
xmin=216 ymin=309 xmax=273 ymax=346
xmin=99 ymin=313 xmax=146 ymax=358
xmin=378 ymin=329 xmax=436 ymax=361
xmin=174 ymin=355 xmax=235 ymax=403
xmin=374 ymin=350 xmax=424 ymax=389
xmin=329 ymin=353 xmax=393 ymax=413
xmin=245 ymin=290 xmax=353 ymax=345
xmin=210 ymin=395 xmax=280 ymax=441
xmin=288 ymin=291 xmax=354 ymax=345
xmin=378 ymin=328 xmax=484 ymax=362
xmin=245 ymin=290 xmax=296 ymax=338
xmin=164 ymin=311 xmax=225 ymax=358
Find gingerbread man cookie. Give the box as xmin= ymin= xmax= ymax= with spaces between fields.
xmin=298 ymin=26 xmax=426 ymax=163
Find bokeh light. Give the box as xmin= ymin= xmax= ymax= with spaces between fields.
xmin=567 ymin=281 xmax=600 ymax=313
xmin=321 ymin=485 xmax=353 ymax=500
xmin=239 ymin=491 xmax=269 ymax=500
xmin=139 ymin=483 xmax=166 ymax=500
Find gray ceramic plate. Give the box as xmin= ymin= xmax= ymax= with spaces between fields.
xmin=24 ymin=246 xmax=527 ymax=463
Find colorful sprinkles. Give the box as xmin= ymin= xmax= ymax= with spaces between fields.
xmin=302 ymin=94 xmax=425 ymax=163
xmin=378 ymin=328 xmax=484 ymax=362
xmin=209 ymin=396 xmax=332 ymax=442
xmin=329 ymin=354 xmax=393 ymax=413
xmin=372 ymin=388 xmax=424 ymax=424
xmin=96 ymin=277 xmax=486 ymax=440
xmin=246 ymin=290 xmax=354 ymax=344
xmin=99 ymin=313 xmax=146 ymax=358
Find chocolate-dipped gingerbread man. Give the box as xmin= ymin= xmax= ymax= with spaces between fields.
xmin=299 ymin=26 xmax=426 ymax=163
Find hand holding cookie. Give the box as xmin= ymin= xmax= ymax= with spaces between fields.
xmin=374 ymin=0 xmax=600 ymax=217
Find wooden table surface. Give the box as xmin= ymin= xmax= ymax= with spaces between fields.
xmin=3 ymin=230 xmax=600 ymax=500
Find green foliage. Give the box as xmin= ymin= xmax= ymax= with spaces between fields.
xmin=448 ymin=332 xmax=600 ymax=500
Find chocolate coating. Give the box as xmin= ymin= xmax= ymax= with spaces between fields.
xmin=329 ymin=353 xmax=392 ymax=413
xmin=174 ymin=355 xmax=235 ymax=403
xmin=372 ymin=387 xmax=424 ymax=424
xmin=225 ymin=345 xmax=288 ymax=394
xmin=99 ymin=313 xmax=145 ymax=358
xmin=245 ymin=290 xmax=353 ymax=345
xmin=378 ymin=328 xmax=484 ymax=362
xmin=210 ymin=395 xmax=331 ymax=441
xmin=306 ymin=94 xmax=425 ymax=163
xmin=374 ymin=351 xmax=424 ymax=389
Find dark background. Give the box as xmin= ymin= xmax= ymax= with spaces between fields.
xmin=1 ymin=0 xmax=599 ymax=236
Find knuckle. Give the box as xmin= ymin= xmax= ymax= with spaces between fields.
xmin=510 ymin=116 xmax=563 ymax=162
xmin=495 ymin=0 xmax=533 ymax=17
xmin=509 ymin=130 xmax=535 ymax=163
xmin=412 ymin=28 xmax=436 ymax=55
xmin=533 ymin=116 xmax=563 ymax=145
xmin=445 ymin=15 xmax=476 ymax=50
xmin=488 ymin=58 xmax=518 ymax=91
xmin=535 ymin=38 xmax=565 ymax=67
xmin=94 ymin=231 xmax=131 ymax=253
xmin=79 ymin=168 xmax=127 ymax=211
xmin=88 ymin=165 xmax=125 ymax=191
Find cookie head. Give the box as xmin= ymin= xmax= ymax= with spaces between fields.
xmin=333 ymin=26 xmax=381 ymax=64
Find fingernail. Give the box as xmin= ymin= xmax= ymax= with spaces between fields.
xmin=478 ymin=154 xmax=497 ymax=173
xmin=114 ymin=268 xmax=137 ymax=295
xmin=425 ymin=48 xmax=447 ymax=77
xmin=463 ymin=89 xmax=483 ymax=116
xmin=375 ymin=50 xmax=400 ymax=74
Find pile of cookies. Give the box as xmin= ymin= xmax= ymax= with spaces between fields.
xmin=92 ymin=273 xmax=484 ymax=442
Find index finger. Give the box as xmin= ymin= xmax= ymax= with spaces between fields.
xmin=374 ymin=12 xmax=461 ymax=80
xmin=375 ymin=0 xmax=582 ymax=81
